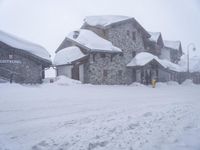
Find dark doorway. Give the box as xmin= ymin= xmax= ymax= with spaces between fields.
xmin=72 ymin=65 xmax=79 ymax=80
xmin=132 ymin=69 xmax=136 ymax=82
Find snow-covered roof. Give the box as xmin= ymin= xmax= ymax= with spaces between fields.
xmin=149 ymin=32 xmax=161 ymax=43
xmin=84 ymin=15 xmax=131 ymax=28
xmin=127 ymin=52 xmax=184 ymax=72
xmin=0 ymin=30 xmax=51 ymax=62
xmin=164 ymin=40 xmax=181 ymax=50
xmin=67 ymin=29 xmax=122 ymax=53
xmin=54 ymin=46 xmax=86 ymax=66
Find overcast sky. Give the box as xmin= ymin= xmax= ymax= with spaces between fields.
xmin=0 ymin=0 xmax=200 ymax=57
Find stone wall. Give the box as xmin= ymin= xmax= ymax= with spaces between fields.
xmin=0 ymin=43 xmax=44 ymax=83
xmin=82 ymin=22 xmax=146 ymax=85
xmin=83 ymin=53 xmax=133 ymax=85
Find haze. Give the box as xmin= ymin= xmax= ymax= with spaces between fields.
xmin=0 ymin=0 xmax=199 ymax=57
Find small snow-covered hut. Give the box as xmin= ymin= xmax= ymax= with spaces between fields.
xmin=0 ymin=30 xmax=52 ymax=83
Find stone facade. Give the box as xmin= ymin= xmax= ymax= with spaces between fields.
xmin=0 ymin=42 xmax=51 ymax=83
xmin=55 ymin=17 xmax=190 ymax=85
xmin=82 ymin=22 xmax=147 ymax=84
xmin=55 ymin=19 xmax=149 ymax=85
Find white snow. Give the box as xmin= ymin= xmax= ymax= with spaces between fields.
xmin=54 ymin=76 xmax=82 ymax=85
xmin=127 ymin=52 xmax=184 ymax=72
xmin=54 ymin=46 xmax=86 ymax=66
xmin=0 ymin=30 xmax=51 ymax=61
xmin=84 ymin=15 xmax=131 ymax=28
xmin=67 ymin=29 xmax=122 ymax=53
xmin=164 ymin=40 xmax=181 ymax=50
xmin=181 ymin=79 xmax=195 ymax=86
xmin=0 ymin=83 xmax=200 ymax=150
xmin=149 ymin=32 xmax=161 ymax=43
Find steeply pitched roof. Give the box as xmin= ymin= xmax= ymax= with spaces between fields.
xmin=54 ymin=46 xmax=87 ymax=66
xmin=164 ymin=40 xmax=181 ymax=50
xmin=0 ymin=30 xmax=51 ymax=64
xmin=66 ymin=29 xmax=122 ymax=53
xmin=83 ymin=15 xmax=150 ymax=38
xmin=148 ymin=32 xmax=161 ymax=43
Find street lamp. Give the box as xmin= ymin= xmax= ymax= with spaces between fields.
xmin=187 ymin=43 xmax=196 ymax=78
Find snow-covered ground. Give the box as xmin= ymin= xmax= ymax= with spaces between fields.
xmin=0 ymin=79 xmax=200 ymax=150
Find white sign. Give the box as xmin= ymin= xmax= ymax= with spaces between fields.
xmin=0 ymin=60 xmax=22 ymax=64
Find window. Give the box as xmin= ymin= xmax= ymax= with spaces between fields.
xmin=119 ymin=53 xmax=124 ymax=57
xmin=103 ymin=70 xmax=108 ymax=77
xmin=100 ymin=54 xmax=106 ymax=58
xmin=118 ymin=70 xmax=123 ymax=77
xmin=127 ymin=30 xmax=130 ymax=37
xmin=9 ymin=54 xmax=13 ymax=59
xmin=132 ymin=51 xmax=136 ymax=57
xmin=111 ymin=54 xmax=114 ymax=62
xmin=132 ymin=32 xmax=136 ymax=41
xmin=73 ymin=31 xmax=79 ymax=39
xmin=92 ymin=54 xmax=95 ymax=62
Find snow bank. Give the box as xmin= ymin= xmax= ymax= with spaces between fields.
xmin=0 ymin=30 xmax=51 ymax=61
xmin=130 ymin=82 xmax=146 ymax=87
xmin=84 ymin=15 xmax=130 ymax=27
xmin=67 ymin=29 xmax=122 ymax=53
xmin=156 ymin=81 xmax=179 ymax=87
xmin=164 ymin=40 xmax=181 ymax=50
xmin=127 ymin=52 xmax=184 ymax=72
xmin=149 ymin=32 xmax=161 ymax=43
xmin=54 ymin=46 xmax=86 ymax=66
xmin=181 ymin=79 xmax=195 ymax=86
xmin=54 ymin=76 xmax=82 ymax=86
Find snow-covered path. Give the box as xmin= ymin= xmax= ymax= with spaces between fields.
xmin=0 ymin=82 xmax=200 ymax=150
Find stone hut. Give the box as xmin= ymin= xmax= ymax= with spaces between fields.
xmin=0 ymin=30 xmax=52 ymax=83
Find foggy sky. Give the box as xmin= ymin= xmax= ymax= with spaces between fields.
xmin=0 ymin=0 xmax=200 ymax=57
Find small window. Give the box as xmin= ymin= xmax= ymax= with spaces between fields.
xmin=100 ymin=54 xmax=106 ymax=58
xmin=118 ymin=70 xmax=123 ymax=76
xmin=132 ymin=32 xmax=136 ymax=41
xmin=111 ymin=54 xmax=114 ymax=62
xmin=103 ymin=70 xmax=108 ymax=77
xmin=92 ymin=54 xmax=95 ymax=62
xmin=9 ymin=54 xmax=13 ymax=59
xmin=119 ymin=53 xmax=124 ymax=57
xmin=73 ymin=31 xmax=79 ymax=39
xmin=127 ymin=30 xmax=130 ymax=37
xmin=132 ymin=51 xmax=136 ymax=57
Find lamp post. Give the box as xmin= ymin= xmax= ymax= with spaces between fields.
xmin=187 ymin=43 xmax=196 ymax=78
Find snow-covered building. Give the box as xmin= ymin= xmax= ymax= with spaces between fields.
xmin=144 ymin=32 xmax=164 ymax=56
xmin=55 ymin=15 xmax=151 ymax=84
xmin=127 ymin=52 xmax=184 ymax=83
xmin=160 ymin=40 xmax=183 ymax=64
xmin=54 ymin=15 xmax=186 ymax=85
xmin=0 ymin=30 xmax=51 ymax=83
